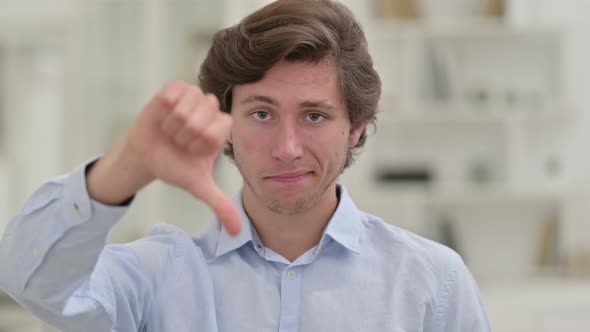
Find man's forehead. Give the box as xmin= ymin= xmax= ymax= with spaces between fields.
xmin=232 ymin=60 xmax=343 ymax=107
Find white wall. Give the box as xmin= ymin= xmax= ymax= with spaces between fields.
xmin=507 ymin=0 xmax=590 ymax=264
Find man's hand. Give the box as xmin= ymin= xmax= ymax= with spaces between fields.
xmin=86 ymin=81 xmax=242 ymax=235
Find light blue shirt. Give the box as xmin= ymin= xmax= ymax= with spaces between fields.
xmin=0 ymin=160 xmax=490 ymax=331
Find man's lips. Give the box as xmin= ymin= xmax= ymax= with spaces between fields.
xmin=265 ymin=171 xmax=313 ymax=183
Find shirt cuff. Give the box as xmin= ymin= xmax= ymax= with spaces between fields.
xmin=61 ymin=157 xmax=130 ymax=231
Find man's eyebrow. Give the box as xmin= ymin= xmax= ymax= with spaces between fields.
xmin=240 ymin=95 xmax=278 ymax=106
xmin=239 ymin=95 xmax=336 ymax=111
xmin=300 ymin=100 xmax=336 ymax=111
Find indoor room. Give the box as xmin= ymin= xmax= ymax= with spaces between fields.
xmin=1 ymin=0 xmax=590 ymax=331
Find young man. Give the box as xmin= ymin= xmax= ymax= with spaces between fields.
xmin=0 ymin=0 xmax=490 ymax=331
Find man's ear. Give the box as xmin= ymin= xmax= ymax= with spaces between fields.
xmin=348 ymin=121 xmax=367 ymax=147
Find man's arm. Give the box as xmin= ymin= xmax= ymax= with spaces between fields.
xmin=0 ymin=81 xmax=241 ymax=330
xmin=0 ymin=160 xmax=141 ymax=330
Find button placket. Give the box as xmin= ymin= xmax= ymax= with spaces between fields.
xmin=279 ymin=266 xmax=302 ymax=331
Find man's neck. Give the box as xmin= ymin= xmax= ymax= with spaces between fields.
xmin=242 ymin=184 xmax=339 ymax=262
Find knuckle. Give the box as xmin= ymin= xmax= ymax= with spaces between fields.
xmin=160 ymin=80 xmax=186 ymax=99
xmin=171 ymin=109 xmax=188 ymax=123
xmin=204 ymin=93 xmax=220 ymax=110
xmin=201 ymin=129 xmax=222 ymax=147
xmin=188 ymin=86 xmax=204 ymax=99
xmin=187 ymin=117 xmax=203 ymax=135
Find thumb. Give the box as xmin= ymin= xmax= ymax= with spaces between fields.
xmin=194 ymin=180 xmax=242 ymax=236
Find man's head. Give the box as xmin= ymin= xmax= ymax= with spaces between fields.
xmin=199 ymin=0 xmax=381 ymax=169
xmin=198 ymin=0 xmax=380 ymax=214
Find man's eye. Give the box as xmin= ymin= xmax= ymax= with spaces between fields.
xmin=252 ymin=111 xmax=271 ymax=120
xmin=307 ymin=113 xmax=325 ymax=122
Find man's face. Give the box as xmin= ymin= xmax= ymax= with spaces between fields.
xmin=230 ymin=60 xmax=365 ymax=215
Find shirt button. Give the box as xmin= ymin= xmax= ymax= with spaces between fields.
xmin=33 ymin=248 xmax=42 ymax=257
xmin=287 ymin=270 xmax=297 ymax=279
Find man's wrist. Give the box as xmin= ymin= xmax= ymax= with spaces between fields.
xmin=85 ymin=160 xmax=134 ymax=206
xmin=85 ymin=142 xmax=153 ymax=206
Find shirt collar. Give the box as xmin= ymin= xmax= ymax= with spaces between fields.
xmin=213 ymin=184 xmax=363 ymax=258
xmin=320 ymin=185 xmax=363 ymax=254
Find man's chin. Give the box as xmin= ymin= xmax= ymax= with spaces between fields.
xmin=266 ymin=200 xmax=311 ymax=215
xmin=263 ymin=190 xmax=321 ymax=215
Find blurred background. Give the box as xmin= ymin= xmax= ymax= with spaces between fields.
xmin=1 ymin=0 xmax=590 ymax=331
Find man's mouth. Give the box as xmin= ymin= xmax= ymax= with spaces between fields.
xmin=266 ymin=171 xmax=313 ymax=184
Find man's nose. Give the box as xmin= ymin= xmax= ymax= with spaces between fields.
xmin=271 ymin=122 xmax=304 ymax=162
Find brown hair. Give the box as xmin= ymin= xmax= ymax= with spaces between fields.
xmin=198 ymin=0 xmax=381 ymax=168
